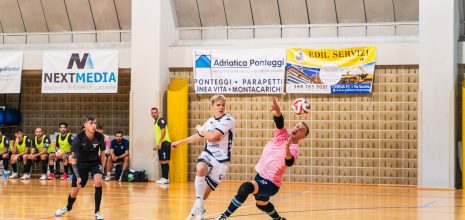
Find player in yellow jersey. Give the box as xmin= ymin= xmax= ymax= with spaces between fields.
xmin=151 ymin=107 xmax=172 ymax=184
xmin=9 ymin=128 xmax=31 ymax=179
xmin=29 ymin=127 xmax=52 ymax=180
xmin=0 ymin=128 xmax=11 ymax=178
xmin=55 ymin=122 xmax=74 ymax=180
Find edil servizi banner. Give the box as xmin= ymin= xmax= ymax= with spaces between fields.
xmin=194 ymin=49 xmax=285 ymax=94
xmin=286 ymin=47 xmax=376 ymax=94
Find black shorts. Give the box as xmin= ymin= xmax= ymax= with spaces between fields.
xmin=71 ymin=162 xmax=103 ymax=188
xmin=253 ymin=174 xmax=280 ymax=202
xmin=158 ymin=141 xmax=171 ymax=161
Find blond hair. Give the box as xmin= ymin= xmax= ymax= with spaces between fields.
xmin=210 ymin=94 xmax=226 ymax=105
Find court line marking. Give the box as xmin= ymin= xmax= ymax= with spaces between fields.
xmin=34 ymin=201 xmax=139 ymax=220
xmin=419 ymin=200 xmax=437 ymax=208
xmin=205 ymin=190 xmax=313 ymax=218
xmin=205 ymin=195 xmax=439 ymax=219
xmin=207 ymin=201 xmax=443 ymax=219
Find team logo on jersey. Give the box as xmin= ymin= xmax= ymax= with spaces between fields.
xmin=92 ymin=144 xmax=99 ymax=148
xmin=219 ymin=174 xmax=225 ymax=180
xmin=260 ymin=180 xmax=267 ymax=185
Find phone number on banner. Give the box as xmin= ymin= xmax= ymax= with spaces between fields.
xmin=287 ymin=83 xmax=330 ymax=93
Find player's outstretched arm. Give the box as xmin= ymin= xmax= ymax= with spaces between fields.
xmin=270 ymin=97 xmax=284 ymax=129
xmin=270 ymin=97 xmax=282 ymax=117
xmin=171 ymin=130 xmax=202 ymax=149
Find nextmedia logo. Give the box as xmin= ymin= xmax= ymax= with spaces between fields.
xmin=67 ymin=53 xmax=94 ymax=69
xmin=43 ymin=52 xmax=116 ymax=83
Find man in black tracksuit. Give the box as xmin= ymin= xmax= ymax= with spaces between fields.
xmin=54 ymin=115 xmax=106 ymax=220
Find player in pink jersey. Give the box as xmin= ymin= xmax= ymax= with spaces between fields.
xmin=215 ymin=97 xmax=309 ymax=220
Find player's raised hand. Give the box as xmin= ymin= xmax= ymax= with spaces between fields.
xmin=171 ymin=141 xmax=180 ymax=149
xmin=270 ymin=97 xmax=281 ymax=116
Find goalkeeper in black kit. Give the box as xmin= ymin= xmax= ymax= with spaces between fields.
xmin=55 ymin=115 xmax=106 ymax=220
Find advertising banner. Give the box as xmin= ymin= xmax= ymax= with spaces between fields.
xmin=286 ymin=47 xmax=376 ymax=94
xmin=42 ymin=50 xmax=118 ymax=93
xmin=0 ymin=52 xmax=23 ymax=94
xmin=194 ymin=49 xmax=285 ymax=94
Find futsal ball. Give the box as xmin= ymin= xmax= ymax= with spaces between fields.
xmin=292 ymin=98 xmax=311 ymax=115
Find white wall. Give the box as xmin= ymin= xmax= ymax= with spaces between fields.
xmin=418 ymin=0 xmax=459 ymax=189
xmin=130 ymin=0 xmax=176 ymax=180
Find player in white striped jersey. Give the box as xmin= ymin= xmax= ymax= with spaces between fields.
xmin=172 ymin=94 xmax=235 ymax=220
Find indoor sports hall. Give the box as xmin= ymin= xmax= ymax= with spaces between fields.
xmin=0 ymin=0 xmax=463 ymax=219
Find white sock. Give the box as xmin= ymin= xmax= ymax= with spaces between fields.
xmin=194 ymin=176 xmax=207 ymax=210
xmin=107 ymin=172 xmax=111 ymax=177
xmin=189 ymin=200 xmax=198 ymax=215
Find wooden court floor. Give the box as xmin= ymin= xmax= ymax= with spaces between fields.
xmin=0 ymin=178 xmax=463 ymax=220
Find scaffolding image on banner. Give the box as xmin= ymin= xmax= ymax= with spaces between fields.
xmin=285 ymin=47 xmax=376 ymax=94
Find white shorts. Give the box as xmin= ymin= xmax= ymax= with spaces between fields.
xmin=197 ymin=151 xmax=229 ymax=190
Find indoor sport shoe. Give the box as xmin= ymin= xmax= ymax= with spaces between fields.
xmin=95 ymin=211 xmax=104 ymax=220
xmin=47 ymin=173 xmax=55 ymax=180
xmin=105 ymin=176 xmax=112 ymax=181
xmin=39 ymin=174 xmax=47 ymax=180
xmin=156 ymin=178 xmax=169 ymax=184
xmin=20 ymin=173 xmax=30 ymax=179
xmin=215 ymin=214 xmax=227 ymax=220
xmin=9 ymin=172 xmax=18 ymax=179
xmin=55 ymin=206 xmax=69 ymax=216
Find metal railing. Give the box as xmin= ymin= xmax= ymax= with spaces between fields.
xmin=177 ymin=22 xmax=419 ymax=40
xmin=0 ymin=30 xmax=131 ymax=45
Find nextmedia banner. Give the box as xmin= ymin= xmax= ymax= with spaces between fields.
xmin=0 ymin=52 xmax=23 ymax=94
xmin=42 ymin=50 xmax=118 ymax=93
xmin=286 ymin=47 xmax=376 ymax=94
xmin=194 ymin=49 xmax=285 ymax=94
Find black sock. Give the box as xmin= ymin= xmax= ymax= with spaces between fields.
xmin=49 ymin=164 xmax=55 ymax=174
xmin=64 ymin=164 xmax=69 ymax=174
xmin=161 ymin=163 xmax=169 ymax=179
xmin=256 ymin=202 xmax=281 ymax=219
xmin=25 ymin=160 xmax=32 ymax=173
xmin=69 ymin=165 xmax=74 ymax=175
xmin=95 ymin=187 xmax=102 ymax=213
xmin=12 ymin=162 xmax=17 ymax=173
xmin=67 ymin=194 xmax=76 ymax=210
xmin=2 ymin=158 xmax=9 ymax=171
xmin=41 ymin=160 xmax=48 ymax=174
xmin=55 ymin=161 xmax=60 ymax=174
